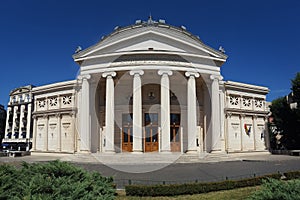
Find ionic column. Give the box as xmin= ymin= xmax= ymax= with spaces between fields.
xmin=78 ymin=74 xmax=91 ymax=152
xmin=56 ymin=113 xmax=61 ymax=152
xmin=102 ymin=72 xmax=116 ymax=153
xmin=210 ymin=75 xmax=222 ymax=151
xmin=185 ymin=71 xmax=199 ymax=153
xmin=158 ymin=70 xmax=172 ymax=152
xmin=129 ymin=70 xmax=144 ymax=153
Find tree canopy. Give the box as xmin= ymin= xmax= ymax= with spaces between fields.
xmin=269 ymin=72 xmax=300 ymax=150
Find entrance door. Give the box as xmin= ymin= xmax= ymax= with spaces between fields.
xmin=170 ymin=114 xmax=181 ymax=152
xmin=144 ymin=113 xmax=159 ymax=152
xmin=122 ymin=114 xmax=133 ymax=152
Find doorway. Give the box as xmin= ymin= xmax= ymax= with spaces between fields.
xmin=122 ymin=113 xmax=133 ymax=152
xmin=170 ymin=113 xmax=181 ymax=152
xmin=144 ymin=113 xmax=159 ymax=152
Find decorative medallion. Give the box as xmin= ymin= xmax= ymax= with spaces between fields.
xmin=242 ymin=98 xmax=251 ymax=107
xmin=230 ymin=96 xmax=239 ymax=106
xmin=254 ymin=99 xmax=263 ymax=108
xmin=38 ymin=100 xmax=46 ymax=108
xmin=62 ymin=96 xmax=72 ymax=105
xmin=49 ymin=97 xmax=58 ymax=107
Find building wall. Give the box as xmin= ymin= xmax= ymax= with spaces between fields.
xmin=32 ymin=81 xmax=77 ymax=153
xmin=224 ymin=81 xmax=269 ymax=152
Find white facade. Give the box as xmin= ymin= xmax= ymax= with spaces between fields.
xmin=6 ymin=18 xmax=269 ymax=155
xmin=3 ymin=85 xmax=34 ymax=151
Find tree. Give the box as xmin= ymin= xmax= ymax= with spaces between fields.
xmin=269 ymin=72 xmax=300 ymax=150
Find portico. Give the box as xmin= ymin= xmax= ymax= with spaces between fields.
xmin=78 ymin=67 xmax=221 ymax=154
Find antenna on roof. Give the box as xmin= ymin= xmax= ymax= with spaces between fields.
xmin=218 ymin=46 xmax=226 ymax=54
xmin=75 ymin=46 xmax=82 ymax=53
xmin=180 ymin=25 xmax=186 ymax=30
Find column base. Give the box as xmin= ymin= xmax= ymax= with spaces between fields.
xmin=160 ymin=150 xmax=172 ymax=154
xmin=79 ymin=150 xmax=91 ymax=154
xmin=186 ymin=150 xmax=198 ymax=154
xmin=132 ymin=150 xmax=143 ymax=154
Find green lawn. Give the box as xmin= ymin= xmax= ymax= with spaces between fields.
xmin=116 ymin=186 xmax=259 ymax=200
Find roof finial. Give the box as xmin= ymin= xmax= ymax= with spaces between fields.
xmin=148 ymin=13 xmax=154 ymax=24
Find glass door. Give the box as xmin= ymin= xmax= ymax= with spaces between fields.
xmin=122 ymin=114 xmax=133 ymax=152
xmin=144 ymin=113 xmax=159 ymax=152
xmin=170 ymin=113 xmax=181 ymax=152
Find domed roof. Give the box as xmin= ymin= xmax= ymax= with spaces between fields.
xmin=73 ymin=17 xmax=227 ymax=62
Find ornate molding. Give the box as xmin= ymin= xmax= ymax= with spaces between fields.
xmin=102 ymin=71 xmax=116 ymax=78
xmin=210 ymin=75 xmax=223 ymax=81
xmin=185 ymin=71 xmax=199 ymax=78
xmin=78 ymin=74 xmax=91 ymax=81
xmin=129 ymin=70 xmax=144 ymax=76
xmin=158 ymin=70 xmax=173 ymax=76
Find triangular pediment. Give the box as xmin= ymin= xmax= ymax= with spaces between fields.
xmin=73 ymin=26 xmax=227 ymax=64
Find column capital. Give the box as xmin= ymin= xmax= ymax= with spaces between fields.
xmin=129 ymin=70 xmax=144 ymax=76
xmin=210 ymin=75 xmax=223 ymax=81
xmin=78 ymin=74 xmax=91 ymax=80
xmin=158 ymin=70 xmax=172 ymax=76
xmin=102 ymin=71 xmax=116 ymax=78
xmin=185 ymin=71 xmax=199 ymax=78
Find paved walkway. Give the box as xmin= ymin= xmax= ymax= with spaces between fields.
xmin=1 ymin=151 xmax=300 ymax=189
xmin=0 ymin=151 xmax=299 ymax=165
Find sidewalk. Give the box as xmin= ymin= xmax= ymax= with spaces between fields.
xmin=1 ymin=151 xmax=299 ymax=165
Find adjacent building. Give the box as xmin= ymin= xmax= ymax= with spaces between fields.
xmin=3 ymin=85 xmax=34 ymax=151
xmin=3 ymin=18 xmax=270 ymax=155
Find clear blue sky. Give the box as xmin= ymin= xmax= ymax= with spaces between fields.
xmin=1 ymin=0 xmax=299 ymax=107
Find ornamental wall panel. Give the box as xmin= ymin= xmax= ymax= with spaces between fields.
xmin=37 ymin=99 xmax=47 ymax=111
xmin=242 ymin=116 xmax=254 ymax=151
xmin=36 ymin=118 xmax=45 ymax=151
xmin=227 ymin=115 xmax=241 ymax=152
xmin=255 ymin=117 xmax=266 ymax=151
xmin=47 ymin=116 xmax=58 ymax=151
xmin=228 ymin=96 xmax=240 ymax=109
xmin=48 ymin=97 xmax=59 ymax=110
xmin=254 ymin=99 xmax=264 ymax=112
xmin=61 ymin=114 xmax=74 ymax=152
xmin=61 ymin=95 xmax=73 ymax=109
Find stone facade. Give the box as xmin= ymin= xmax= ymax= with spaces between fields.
xmin=31 ymin=81 xmax=77 ymax=153
xmin=3 ymin=18 xmax=270 ymax=155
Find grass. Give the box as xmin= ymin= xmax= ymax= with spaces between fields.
xmin=116 ymin=186 xmax=259 ymax=200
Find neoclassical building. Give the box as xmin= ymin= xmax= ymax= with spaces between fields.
xmin=3 ymin=18 xmax=270 ymax=154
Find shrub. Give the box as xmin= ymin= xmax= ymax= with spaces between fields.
xmin=247 ymin=178 xmax=300 ymax=200
xmin=284 ymin=171 xmax=300 ymax=180
xmin=0 ymin=160 xmax=115 ymax=200
xmin=125 ymin=173 xmax=282 ymax=196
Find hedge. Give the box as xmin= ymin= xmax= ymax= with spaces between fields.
xmin=0 ymin=160 xmax=116 ymax=200
xmin=125 ymin=173 xmax=284 ymax=196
